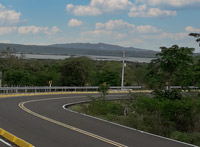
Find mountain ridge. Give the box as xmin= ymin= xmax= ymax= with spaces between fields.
xmin=0 ymin=43 xmax=158 ymax=58
xmin=49 ymin=42 xmax=152 ymax=52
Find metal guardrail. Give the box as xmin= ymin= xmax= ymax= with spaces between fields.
xmin=0 ymin=86 xmax=142 ymax=94
xmin=1 ymin=85 xmax=198 ymax=95
xmin=170 ymin=86 xmax=199 ymax=89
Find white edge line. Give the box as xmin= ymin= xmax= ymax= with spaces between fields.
xmin=0 ymin=138 xmax=11 ymax=146
xmin=62 ymin=100 xmax=198 ymax=147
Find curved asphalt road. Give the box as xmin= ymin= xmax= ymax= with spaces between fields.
xmin=0 ymin=93 xmax=196 ymax=147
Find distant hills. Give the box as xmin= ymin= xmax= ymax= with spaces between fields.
xmin=0 ymin=43 xmax=158 ymax=58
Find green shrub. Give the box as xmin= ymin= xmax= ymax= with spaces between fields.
xmin=83 ymin=94 xmax=200 ymax=146
xmin=171 ymin=131 xmax=200 ymax=146
xmin=153 ymin=89 xmax=182 ymax=100
xmin=87 ymin=98 xmax=123 ymax=116
xmin=129 ymin=96 xmax=200 ymax=137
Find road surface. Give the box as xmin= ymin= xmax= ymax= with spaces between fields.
xmin=0 ymin=93 xmax=196 ymax=147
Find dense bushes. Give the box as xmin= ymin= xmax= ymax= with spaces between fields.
xmin=1 ymin=59 xmax=61 ymax=86
xmin=171 ymin=132 xmax=200 ymax=145
xmin=125 ymin=95 xmax=200 ymax=145
xmin=153 ymin=90 xmax=182 ymax=100
xmin=73 ymin=94 xmax=200 ymax=146
xmin=87 ymin=97 xmax=123 ymax=116
xmin=130 ymin=96 xmax=200 ymax=131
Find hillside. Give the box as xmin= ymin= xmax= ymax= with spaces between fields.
xmin=0 ymin=43 xmax=158 ymax=58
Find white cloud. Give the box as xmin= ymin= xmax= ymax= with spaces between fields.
xmin=90 ymin=0 xmax=133 ymax=12
xmin=136 ymin=0 xmax=200 ymax=7
xmin=143 ymin=32 xmax=188 ymax=40
xmin=95 ymin=19 xmax=135 ymax=30
xmin=66 ymin=4 xmax=74 ymax=11
xmin=80 ymin=19 xmax=162 ymax=45
xmin=130 ymin=4 xmax=147 ymax=12
xmin=66 ymin=0 xmax=192 ymax=18
xmin=0 ymin=25 xmax=59 ymax=36
xmin=46 ymin=26 xmax=60 ymax=35
xmin=0 ymin=26 xmax=17 ymax=35
xmin=68 ymin=19 xmax=83 ymax=27
xmin=18 ymin=26 xmax=47 ymax=34
xmin=115 ymin=33 xmax=127 ymax=39
xmin=18 ymin=26 xmax=59 ymax=35
xmin=81 ymin=30 xmax=126 ymax=40
xmin=72 ymin=6 xmax=102 ymax=16
xmin=95 ymin=19 xmax=160 ymax=34
xmin=148 ymin=8 xmax=176 ymax=16
xmin=95 ymin=23 xmax=105 ymax=30
xmin=138 ymin=4 xmax=147 ymax=11
xmin=160 ymin=32 xmax=188 ymax=40
xmin=81 ymin=30 xmax=112 ymax=38
xmin=185 ymin=26 xmax=200 ymax=33
xmin=0 ymin=3 xmax=21 ymax=26
xmin=66 ymin=0 xmax=182 ymax=18
xmin=86 ymin=19 xmax=190 ymax=49
xmin=66 ymin=0 xmax=134 ymax=16
xmin=131 ymin=0 xmax=200 ymax=18
xmin=129 ymin=8 xmax=176 ymax=17
xmin=136 ymin=25 xmax=160 ymax=33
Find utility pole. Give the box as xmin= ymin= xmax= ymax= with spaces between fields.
xmin=0 ymin=71 xmax=2 ymax=87
xmin=121 ymin=51 xmax=125 ymax=90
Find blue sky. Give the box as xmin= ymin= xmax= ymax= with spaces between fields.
xmin=0 ymin=0 xmax=200 ymax=52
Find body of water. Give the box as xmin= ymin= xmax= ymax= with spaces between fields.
xmin=15 ymin=53 xmax=154 ymax=63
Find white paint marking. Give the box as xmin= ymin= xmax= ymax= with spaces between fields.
xmin=0 ymin=139 xmax=11 ymax=146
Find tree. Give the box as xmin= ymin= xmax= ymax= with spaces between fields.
xmin=96 ymin=61 xmax=121 ymax=86
xmin=189 ymin=33 xmax=200 ymax=46
xmin=0 ymin=47 xmax=20 ymax=69
xmin=146 ymin=45 xmax=194 ymax=90
xmin=97 ymin=70 xmax=120 ymax=86
xmin=193 ymin=59 xmax=200 ymax=87
xmin=3 ymin=69 xmax=32 ymax=86
xmin=60 ymin=57 xmax=96 ymax=86
xmin=98 ymin=82 xmax=109 ymax=96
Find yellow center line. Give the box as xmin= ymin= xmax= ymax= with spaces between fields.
xmin=18 ymin=96 xmax=128 ymax=147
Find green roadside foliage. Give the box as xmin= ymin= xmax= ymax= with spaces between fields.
xmin=98 ymin=82 xmax=109 ymax=96
xmin=60 ymin=57 xmax=96 ymax=86
xmin=128 ymin=95 xmax=200 ymax=146
xmin=87 ymin=98 xmax=123 ymax=116
xmin=146 ymin=45 xmax=194 ymax=90
xmin=71 ymin=94 xmax=200 ymax=146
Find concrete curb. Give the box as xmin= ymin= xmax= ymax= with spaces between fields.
xmin=0 ymin=91 xmax=99 ymax=98
xmin=0 ymin=90 xmax=152 ymax=98
xmin=0 ymin=128 xmax=34 ymax=147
